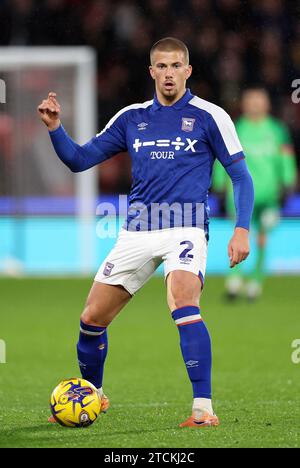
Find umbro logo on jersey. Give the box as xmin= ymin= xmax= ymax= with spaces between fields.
xmin=182 ymin=118 xmax=195 ymax=132
xmin=137 ymin=122 xmax=148 ymax=130
xmin=133 ymin=137 xmax=198 ymax=153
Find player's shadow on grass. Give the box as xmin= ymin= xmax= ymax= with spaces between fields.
xmin=2 ymin=424 xmax=176 ymax=437
xmin=0 ymin=425 xmax=65 ymax=447
xmin=0 ymin=425 xmax=179 ymax=448
xmin=99 ymin=427 xmax=177 ymax=437
xmin=0 ymin=424 xmax=58 ymax=436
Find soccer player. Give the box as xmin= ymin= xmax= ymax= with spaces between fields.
xmin=38 ymin=37 xmax=254 ymax=428
xmin=213 ymin=87 xmax=297 ymax=300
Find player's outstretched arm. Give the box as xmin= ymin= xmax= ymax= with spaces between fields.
xmin=37 ymin=92 xmax=127 ymax=173
xmin=37 ymin=91 xmax=90 ymax=172
xmin=37 ymin=92 xmax=61 ymax=132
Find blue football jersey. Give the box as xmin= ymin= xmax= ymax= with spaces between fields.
xmin=50 ymin=88 xmax=246 ymax=230
xmin=91 ymin=89 xmax=244 ymax=230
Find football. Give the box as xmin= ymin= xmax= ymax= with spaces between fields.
xmin=50 ymin=378 xmax=101 ymax=427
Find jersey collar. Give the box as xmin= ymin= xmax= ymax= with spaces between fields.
xmin=152 ymin=88 xmax=193 ymax=111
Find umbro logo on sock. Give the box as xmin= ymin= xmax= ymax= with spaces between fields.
xmin=78 ymin=360 xmax=87 ymax=369
xmin=185 ymin=360 xmax=199 ymax=368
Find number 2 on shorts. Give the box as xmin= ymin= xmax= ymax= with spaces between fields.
xmin=179 ymin=240 xmax=194 ymax=260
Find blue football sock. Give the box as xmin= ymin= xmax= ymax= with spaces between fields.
xmin=172 ymin=306 xmax=212 ymax=399
xmin=77 ymin=320 xmax=108 ymax=389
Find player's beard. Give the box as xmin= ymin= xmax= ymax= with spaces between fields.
xmin=161 ymin=85 xmax=178 ymax=102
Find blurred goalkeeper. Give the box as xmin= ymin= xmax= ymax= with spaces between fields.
xmin=38 ymin=37 xmax=254 ymax=428
xmin=213 ymin=87 xmax=297 ymax=301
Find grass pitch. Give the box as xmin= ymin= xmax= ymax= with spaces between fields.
xmin=0 ymin=276 xmax=299 ymax=448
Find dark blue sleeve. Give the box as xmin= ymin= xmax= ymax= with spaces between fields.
xmin=225 ymin=159 xmax=254 ymax=230
xmin=49 ymin=113 xmax=127 ymax=172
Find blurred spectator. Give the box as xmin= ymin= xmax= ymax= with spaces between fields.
xmin=113 ymin=0 xmax=142 ymax=43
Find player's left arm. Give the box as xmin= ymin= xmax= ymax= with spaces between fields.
xmin=225 ymin=160 xmax=254 ymax=268
xmin=206 ymin=109 xmax=254 ymax=268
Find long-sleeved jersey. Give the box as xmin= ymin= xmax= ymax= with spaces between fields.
xmin=50 ymin=88 xmax=254 ymax=231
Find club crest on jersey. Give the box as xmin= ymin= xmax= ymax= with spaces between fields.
xmin=103 ymin=262 xmax=114 ymax=276
xmin=182 ymin=118 xmax=195 ymax=132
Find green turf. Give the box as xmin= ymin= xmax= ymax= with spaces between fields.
xmin=0 ymin=276 xmax=299 ymax=448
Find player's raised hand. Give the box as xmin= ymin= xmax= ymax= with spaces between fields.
xmin=228 ymin=227 xmax=250 ymax=268
xmin=37 ymin=92 xmax=61 ymax=131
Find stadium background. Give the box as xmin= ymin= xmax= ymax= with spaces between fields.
xmin=0 ymin=0 xmax=300 ymax=449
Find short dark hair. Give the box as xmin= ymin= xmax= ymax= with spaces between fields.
xmin=150 ymin=37 xmax=189 ymax=65
xmin=241 ymin=85 xmax=269 ymax=96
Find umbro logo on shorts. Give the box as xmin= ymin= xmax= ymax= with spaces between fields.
xmin=103 ymin=262 xmax=114 ymax=276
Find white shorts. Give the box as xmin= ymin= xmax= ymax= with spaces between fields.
xmin=94 ymin=227 xmax=208 ymax=295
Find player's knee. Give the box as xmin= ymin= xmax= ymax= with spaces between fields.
xmin=80 ymin=303 xmax=110 ymax=328
xmin=169 ymin=283 xmax=201 ymax=310
xmin=170 ymin=295 xmax=199 ymax=311
xmin=167 ymin=271 xmax=202 ymax=311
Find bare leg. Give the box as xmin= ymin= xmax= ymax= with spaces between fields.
xmin=81 ymin=281 xmax=132 ymax=327
xmin=167 ymin=270 xmax=202 ymax=311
